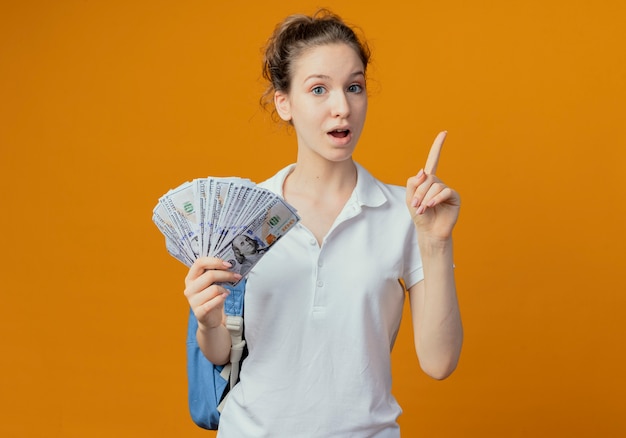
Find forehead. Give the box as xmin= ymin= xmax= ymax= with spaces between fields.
xmin=291 ymin=43 xmax=365 ymax=79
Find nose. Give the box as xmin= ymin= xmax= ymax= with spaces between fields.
xmin=330 ymin=91 xmax=350 ymax=118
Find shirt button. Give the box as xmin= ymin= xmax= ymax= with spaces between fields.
xmin=317 ymin=280 xmax=324 ymax=287
xmin=309 ymin=238 xmax=316 ymax=245
xmin=317 ymin=259 xmax=323 ymax=267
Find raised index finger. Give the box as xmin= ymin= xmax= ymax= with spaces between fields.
xmin=424 ymin=131 xmax=447 ymax=174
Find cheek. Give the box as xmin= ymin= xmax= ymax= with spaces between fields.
xmin=358 ymin=104 xmax=368 ymax=125
xmin=359 ymin=99 xmax=368 ymax=114
xmin=291 ymin=113 xmax=316 ymax=132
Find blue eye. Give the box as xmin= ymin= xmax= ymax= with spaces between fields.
xmin=348 ymin=84 xmax=363 ymax=93
xmin=312 ymin=86 xmax=325 ymax=95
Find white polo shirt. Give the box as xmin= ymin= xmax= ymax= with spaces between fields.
xmin=217 ymin=162 xmax=424 ymax=438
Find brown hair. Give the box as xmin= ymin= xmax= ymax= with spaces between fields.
xmin=260 ymin=9 xmax=370 ymax=118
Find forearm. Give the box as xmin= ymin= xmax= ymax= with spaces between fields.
xmin=411 ymin=236 xmax=463 ymax=379
xmin=197 ymin=323 xmax=232 ymax=366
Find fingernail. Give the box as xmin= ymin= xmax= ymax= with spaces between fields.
xmin=222 ymin=261 xmax=233 ymax=268
xmin=416 ymin=169 xmax=424 ymax=178
xmin=417 ymin=205 xmax=426 ymax=215
xmin=411 ymin=197 xmax=419 ymax=208
xmin=233 ymin=273 xmax=243 ymax=280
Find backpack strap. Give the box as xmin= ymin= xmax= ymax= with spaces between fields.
xmin=217 ymin=279 xmax=247 ymax=413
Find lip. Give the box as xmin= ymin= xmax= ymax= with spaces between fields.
xmin=326 ymin=126 xmax=352 ymax=146
xmin=327 ymin=125 xmax=350 ymax=133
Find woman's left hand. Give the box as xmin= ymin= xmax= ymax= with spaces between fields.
xmin=406 ymin=131 xmax=461 ymax=242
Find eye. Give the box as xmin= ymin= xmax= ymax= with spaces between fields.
xmin=311 ymin=86 xmax=326 ymax=95
xmin=347 ymin=83 xmax=364 ymax=93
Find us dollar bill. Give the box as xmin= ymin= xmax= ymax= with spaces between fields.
xmin=153 ymin=176 xmax=300 ymax=282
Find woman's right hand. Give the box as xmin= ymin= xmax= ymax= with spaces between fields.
xmin=184 ymin=257 xmax=243 ymax=330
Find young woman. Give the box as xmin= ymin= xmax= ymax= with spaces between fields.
xmin=184 ymin=9 xmax=463 ymax=437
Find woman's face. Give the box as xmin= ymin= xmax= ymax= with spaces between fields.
xmin=233 ymin=235 xmax=257 ymax=256
xmin=274 ymin=43 xmax=368 ymax=164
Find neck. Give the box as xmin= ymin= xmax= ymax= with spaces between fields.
xmin=282 ymin=156 xmax=358 ymax=245
xmin=286 ymin=157 xmax=357 ymax=197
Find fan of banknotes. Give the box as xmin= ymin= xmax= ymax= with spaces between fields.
xmin=152 ymin=177 xmax=300 ymax=282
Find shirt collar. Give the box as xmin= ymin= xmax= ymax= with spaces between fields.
xmin=352 ymin=162 xmax=387 ymax=208
xmin=262 ymin=161 xmax=388 ymax=209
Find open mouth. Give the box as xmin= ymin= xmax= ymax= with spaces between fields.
xmin=329 ymin=129 xmax=350 ymax=138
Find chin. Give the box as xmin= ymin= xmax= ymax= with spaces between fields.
xmin=325 ymin=150 xmax=355 ymax=163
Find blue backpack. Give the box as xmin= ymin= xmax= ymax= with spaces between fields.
xmin=185 ymin=279 xmax=247 ymax=430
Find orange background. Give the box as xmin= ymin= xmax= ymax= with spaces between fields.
xmin=1 ymin=1 xmax=625 ymax=437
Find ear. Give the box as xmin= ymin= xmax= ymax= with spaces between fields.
xmin=274 ymin=91 xmax=292 ymax=121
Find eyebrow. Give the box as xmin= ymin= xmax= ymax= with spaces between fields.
xmin=303 ymin=71 xmax=365 ymax=82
